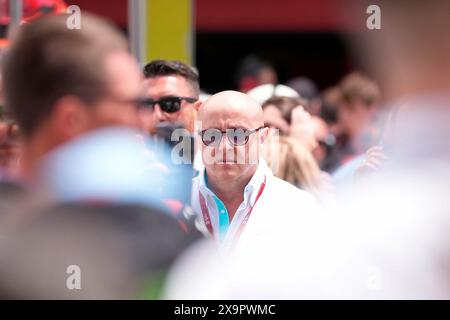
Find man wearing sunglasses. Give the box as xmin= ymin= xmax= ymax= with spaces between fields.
xmin=192 ymin=91 xmax=319 ymax=252
xmin=143 ymin=60 xmax=201 ymax=134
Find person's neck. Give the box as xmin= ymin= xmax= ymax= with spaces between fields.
xmin=206 ymin=165 xmax=258 ymax=219
xmin=20 ymin=131 xmax=60 ymax=183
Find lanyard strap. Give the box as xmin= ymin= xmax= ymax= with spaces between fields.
xmin=199 ymin=191 xmax=214 ymax=236
xmin=198 ymin=176 xmax=267 ymax=242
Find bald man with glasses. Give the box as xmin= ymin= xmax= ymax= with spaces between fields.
xmin=192 ymin=91 xmax=320 ymax=252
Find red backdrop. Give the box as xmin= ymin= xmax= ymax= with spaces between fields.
xmin=65 ymin=0 xmax=358 ymax=32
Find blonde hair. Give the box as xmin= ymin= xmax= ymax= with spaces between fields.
xmin=263 ymin=135 xmax=323 ymax=195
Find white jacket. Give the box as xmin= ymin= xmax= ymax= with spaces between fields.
xmin=191 ymin=159 xmax=321 ymax=252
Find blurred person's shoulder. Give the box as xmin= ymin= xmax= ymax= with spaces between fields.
xmin=267 ymin=174 xmax=319 ymax=209
xmin=0 ymin=180 xmax=26 ymax=196
xmin=0 ymin=180 xmax=28 ymax=214
xmin=258 ymin=158 xmax=319 ymax=207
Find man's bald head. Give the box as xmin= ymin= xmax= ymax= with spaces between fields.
xmin=197 ymin=91 xmax=268 ymax=183
xmin=199 ymin=90 xmax=264 ymax=129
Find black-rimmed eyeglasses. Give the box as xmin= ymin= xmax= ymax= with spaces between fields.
xmin=199 ymin=127 xmax=264 ymax=147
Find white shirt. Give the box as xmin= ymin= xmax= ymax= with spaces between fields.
xmin=191 ymin=159 xmax=320 ymax=252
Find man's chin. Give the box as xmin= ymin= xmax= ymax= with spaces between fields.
xmin=211 ymin=162 xmax=247 ymax=178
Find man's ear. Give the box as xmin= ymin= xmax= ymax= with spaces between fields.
xmin=52 ymin=96 xmax=90 ymax=139
xmin=259 ymin=126 xmax=270 ymax=144
xmin=194 ymin=100 xmax=202 ymax=112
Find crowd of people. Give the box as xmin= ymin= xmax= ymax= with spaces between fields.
xmin=0 ymin=1 xmax=449 ymax=299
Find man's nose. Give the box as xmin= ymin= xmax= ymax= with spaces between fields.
xmin=218 ymin=134 xmax=234 ymax=151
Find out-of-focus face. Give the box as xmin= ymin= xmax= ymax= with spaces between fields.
xmin=143 ymin=75 xmax=199 ymax=133
xmin=337 ymin=100 xmax=372 ymax=138
xmin=311 ymin=116 xmax=330 ymax=166
xmin=87 ymin=52 xmax=143 ymax=130
xmin=15 ymin=51 xmax=145 ymax=170
xmin=258 ymin=66 xmax=278 ymax=85
xmin=263 ymin=104 xmax=290 ymax=135
xmin=198 ymin=91 xmax=267 ymax=183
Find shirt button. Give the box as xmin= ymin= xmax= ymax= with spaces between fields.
xmin=220 ymin=209 xmax=225 ymax=214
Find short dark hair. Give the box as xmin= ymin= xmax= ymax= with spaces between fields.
xmin=143 ymin=60 xmax=200 ymax=97
xmin=2 ymin=14 xmax=128 ymax=137
xmin=338 ymin=72 xmax=380 ymax=108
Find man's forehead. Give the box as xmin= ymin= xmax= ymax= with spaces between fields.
xmin=200 ymin=105 xmax=260 ymax=129
xmin=199 ymin=91 xmax=263 ymax=128
xmin=145 ymin=75 xmax=191 ymax=93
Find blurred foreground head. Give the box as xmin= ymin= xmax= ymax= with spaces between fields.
xmin=353 ymin=0 xmax=450 ymax=100
xmin=2 ymin=14 xmax=144 ymax=178
xmin=352 ymin=1 xmax=450 ymax=158
xmin=37 ymin=126 xmax=193 ymax=213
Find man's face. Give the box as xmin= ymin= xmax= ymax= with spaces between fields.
xmin=144 ymin=75 xmax=198 ymax=133
xmin=263 ymin=104 xmax=290 ymax=135
xmin=338 ymin=100 xmax=373 ymax=138
xmin=87 ymin=52 xmax=143 ymax=130
xmin=200 ymin=106 xmax=264 ymax=182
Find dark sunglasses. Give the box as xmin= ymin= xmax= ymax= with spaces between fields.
xmin=200 ymin=127 xmax=264 ymax=147
xmin=141 ymin=96 xmax=197 ymax=113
